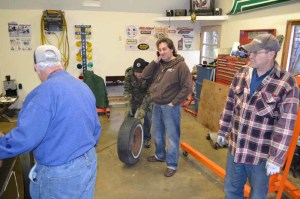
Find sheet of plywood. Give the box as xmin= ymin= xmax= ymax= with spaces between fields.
xmin=197 ymin=79 xmax=230 ymax=132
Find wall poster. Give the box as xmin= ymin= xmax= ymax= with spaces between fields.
xmin=8 ymin=22 xmax=32 ymax=51
xmin=125 ymin=25 xmax=195 ymax=51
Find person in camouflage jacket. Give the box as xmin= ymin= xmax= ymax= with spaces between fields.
xmin=124 ymin=58 xmax=153 ymax=148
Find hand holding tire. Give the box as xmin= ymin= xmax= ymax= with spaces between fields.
xmin=134 ymin=108 xmax=145 ymax=120
xmin=126 ymin=104 xmax=133 ymax=117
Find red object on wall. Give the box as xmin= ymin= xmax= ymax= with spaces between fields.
xmin=239 ymin=29 xmax=276 ymax=45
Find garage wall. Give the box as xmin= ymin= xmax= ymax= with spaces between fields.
xmin=215 ymin=1 xmax=300 ymax=64
xmin=1 ymin=1 xmax=299 ymax=105
xmin=0 ymin=10 xmax=200 ymax=104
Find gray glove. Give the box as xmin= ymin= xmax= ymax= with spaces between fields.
xmin=217 ymin=135 xmax=228 ymax=147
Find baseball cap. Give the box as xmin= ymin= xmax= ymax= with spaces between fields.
xmin=34 ymin=45 xmax=61 ymax=64
xmin=241 ymin=34 xmax=280 ymax=53
xmin=133 ymin=58 xmax=149 ymax=73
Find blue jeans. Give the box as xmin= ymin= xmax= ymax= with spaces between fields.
xmin=152 ymin=103 xmax=181 ymax=170
xmin=30 ymin=148 xmax=97 ymax=199
xmin=132 ymin=109 xmax=152 ymax=140
xmin=224 ymin=151 xmax=269 ymax=199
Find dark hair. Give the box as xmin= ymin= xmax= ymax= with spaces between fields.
xmin=156 ymin=37 xmax=177 ymax=57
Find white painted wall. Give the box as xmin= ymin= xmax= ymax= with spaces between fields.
xmin=1 ymin=1 xmax=299 ymax=105
xmin=215 ymin=1 xmax=300 ymax=64
xmin=0 ymin=9 xmax=200 ymax=105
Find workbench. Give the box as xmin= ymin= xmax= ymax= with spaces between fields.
xmin=0 ymin=96 xmax=18 ymax=118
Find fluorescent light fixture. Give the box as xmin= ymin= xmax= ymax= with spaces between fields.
xmin=82 ymin=0 xmax=101 ymax=7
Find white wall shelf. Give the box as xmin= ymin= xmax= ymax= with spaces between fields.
xmin=155 ymin=15 xmax=228 ymax=25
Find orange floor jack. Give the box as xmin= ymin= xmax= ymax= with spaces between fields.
xmin=181 ymin=76 xmax=300 ymax=198
xmin=97 ymin=107 xmax=110 ymax=118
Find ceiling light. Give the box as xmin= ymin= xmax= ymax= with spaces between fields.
xmin=82 ymin=0 xmax=101 ymax=7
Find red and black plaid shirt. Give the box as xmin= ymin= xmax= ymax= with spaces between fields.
xmin=219 ymin=62 xmax=299 ymax=166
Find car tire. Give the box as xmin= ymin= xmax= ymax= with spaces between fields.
xmin=117 ymin=117 xmax=143 ymax=166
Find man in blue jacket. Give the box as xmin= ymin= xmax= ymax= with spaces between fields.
xmin=0 ymin=45 xmax=102 ymax=199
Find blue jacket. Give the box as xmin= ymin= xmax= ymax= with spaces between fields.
xmin=0 ymin=70 xmax=101 ymax=166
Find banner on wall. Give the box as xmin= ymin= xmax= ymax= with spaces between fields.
xmin=125 ymin=25 xmax=194 ymax=51
xmin=8 ymin=22 xmax=32 ymax=51
xmin=228 ymin=0 xmax=296 ymax=15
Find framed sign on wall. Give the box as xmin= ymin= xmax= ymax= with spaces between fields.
xmin=190 ymin=0 xmax=214 ymax=16
xmin=239 ymin=29 xmax=276 ymax=45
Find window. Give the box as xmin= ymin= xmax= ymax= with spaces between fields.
xmin=200 ymin=26 xmax=221 ymax=64
xmin=281 ymin=20 xmax=300 ymax=75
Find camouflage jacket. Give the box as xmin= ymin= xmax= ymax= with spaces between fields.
xmin=124 ymin=67 xmax=152 ymax=111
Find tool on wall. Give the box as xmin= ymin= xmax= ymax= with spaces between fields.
xmin=75 ymin=25 xmax=92 ymax=79
xmin=74 ymin=26 xmax=109 ymax=116
xmin=40 ymin=10 xmax=70 ymax=69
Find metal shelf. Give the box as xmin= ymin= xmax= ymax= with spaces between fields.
xmin=155 ymin=15 xmax=228 ymax=25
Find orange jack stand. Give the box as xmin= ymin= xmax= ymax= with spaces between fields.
xmin=180 ymin=76 xmax=300 ymax=198
xmin=181 ymin=93 xmax=197 ymax=117
xmin=97 ymin=107 xmax=110 ymax=118
xmin=183 ymin=107 xmax=197 ymax=116
xmin=181 ymin=76 xmax=198 ymax=117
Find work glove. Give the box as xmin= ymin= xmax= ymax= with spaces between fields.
xmin=134 ymin=108 xmax=145 ymax=120
xmin=266 ymin=160 xmax=280 ymax=176
xmin=126 ymin=103 xmax=133 ymax=117
xmin=217 ymin=135 xmax=228 ymax=147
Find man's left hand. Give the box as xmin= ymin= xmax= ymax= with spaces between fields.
xmin=266 ymin=160 xmax=280 ymax=176
xmin=0 ymin=131 xmax=4 ymax=136
xmin=134 ymin=108 xmax=145 ymax=120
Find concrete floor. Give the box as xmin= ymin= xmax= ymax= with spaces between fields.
xmin=95 ymin=106 xmax=300 ymax=199
xmin=1 ymin=106 xmax=300 ymax=198
xmin=95 ymin=106 xmax=225 ymax=199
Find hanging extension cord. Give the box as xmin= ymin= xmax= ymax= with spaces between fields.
xmin=40 ymin=10 xmax=70 ymax=69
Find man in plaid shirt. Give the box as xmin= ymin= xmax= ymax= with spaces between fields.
xmin=217 ymin=34 xmax=299 ymax=199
